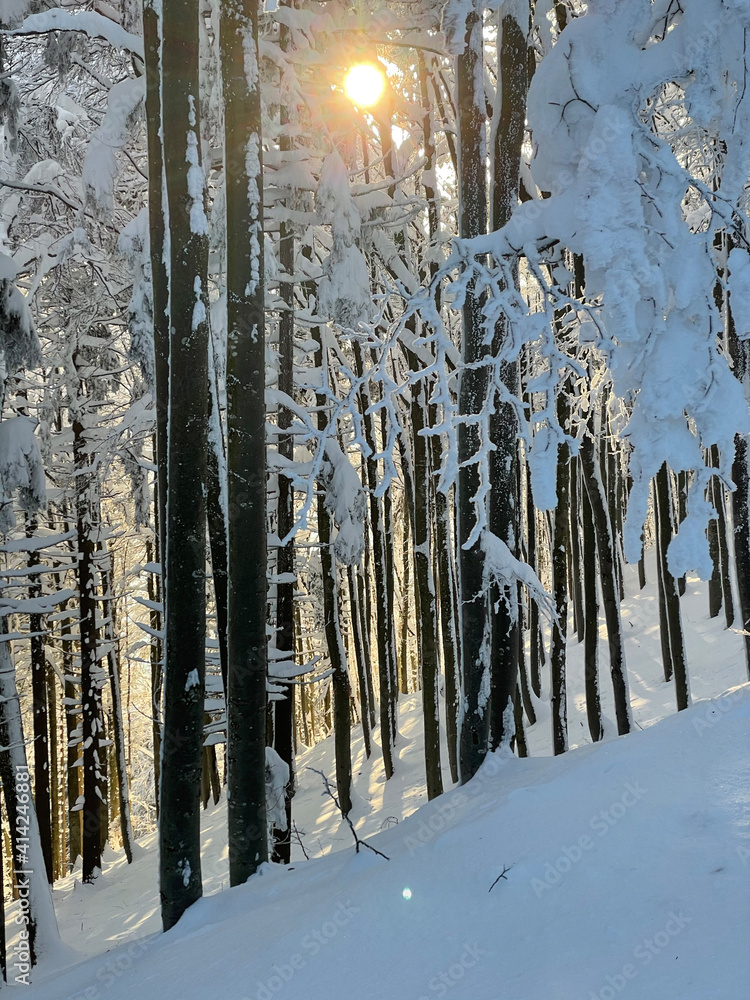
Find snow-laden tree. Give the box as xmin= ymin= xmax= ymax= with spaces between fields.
xmin=419 ymin=0 xmax=750 ymax=763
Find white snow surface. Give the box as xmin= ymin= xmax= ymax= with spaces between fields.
xmin=20 ymin=561 xmax=750 ymax=999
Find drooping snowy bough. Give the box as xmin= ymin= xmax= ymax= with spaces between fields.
xmin=427 ymin=0 xmax=750 ymax=581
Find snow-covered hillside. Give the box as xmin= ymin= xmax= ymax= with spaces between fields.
xmin=24 ymin=684 xmax=750 ymax=1000
xmin=16 ymin=566 xmax=750 ymax=999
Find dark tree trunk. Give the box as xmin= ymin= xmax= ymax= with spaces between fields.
xmin=159 ymin=0 xmax=210 ymax=927
xmin=569 ymin=457 xmax=585 ymax=644
xmin=512 ymin=685 xmax=527 ymax=758
xmin=72 ymin=413 xmax=102 ymax=884
xmin=396 ymin=427 xmax=414 ymax=696
xmin=348 ymin=566 xmax=371 ymax=760
xmin=580 ymin=431 xmax=632 ymax=734
xmin=457 ymin=8 xmax=490 ymax=783
xmin=100 ymin=552 xmax=134 ymax=863
xmin=272 ymin=79 xmax=296 ymax=859
xmin=64 ymin=663 xmax=81 ymax=871
xmin=581 ymin=473 xmax=603 ymax=742
xmin=206 ymin=391 xmax=228 ymax=696
xmin=145 ymin=536 xmax=162 ymax=821
xmin=550 ymin=399 xmax=570 ymax=756
xmin=220 ymin=0 xmax=269 ymax=890
xmin=353 ymin=342 xmax=395 ymax=779
xmin=517 ymin=585 xmax=537 ymax=727
xmin=676 ymin=471 xmax=688 ymax=597
xmin=654 ymin=464 xmax=690 ymax=711
xmin=313 ymin=332 xmax=352 ymax=816
xmin=727 ymin=286 xmax=750 ymax=678
xmin=526 ymin=461 xmax=544 ymax=698
xmin=317 ymin=495 xmax=352 ymax=816
xmin=432 ymin=466 xmax=460 ymax=784
xmin=410 ymin=384 xmax=443 ymax=800
xmin=708 ymin=445 xmax=735 ymax=628
xmin=143 ymin=0 xmax=169 ymax=572
xmin=398 ymin=502 xmax=411 ymax=696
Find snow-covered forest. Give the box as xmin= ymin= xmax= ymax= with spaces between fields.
xmin=0 ymin=0 xmax=746 ymax=995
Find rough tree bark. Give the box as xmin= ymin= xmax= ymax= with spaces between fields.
xmin=222 ymin=0 xmax=269 ymax=888
xmin=457 ymin=5 xmax=491 ymax=783
xmin=159 ymin=0 xmax=210 ymax=927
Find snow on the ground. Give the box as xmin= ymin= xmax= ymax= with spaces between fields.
xmin=15 ymin=560 xmax=750 ymax=998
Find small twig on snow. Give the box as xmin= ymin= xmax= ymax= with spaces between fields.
xmin=292 ymin=821 xmax=310 ymax=861
xmin=307 ymin=767 xmax=389 ymax=860
xmin=488 ymin=865 xmax=512 ymax=892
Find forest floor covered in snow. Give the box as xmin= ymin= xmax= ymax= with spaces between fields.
xmin=19 ymin=562 xmax=750 ymax=998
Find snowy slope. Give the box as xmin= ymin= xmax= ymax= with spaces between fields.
xmin=24 ymin=683 xmax=750 ymax=1000
xmin=16 ymin=563 xmax=750 ymax=997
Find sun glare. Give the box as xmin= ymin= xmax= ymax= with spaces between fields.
xmin=343 ymin=63 xmax=386 ymax=108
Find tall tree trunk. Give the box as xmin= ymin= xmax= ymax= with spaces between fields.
xmin=64 ymin=662 xmax=81 ymax=871
xmin=72 ymin=410 xmax=102 ymax=884
xmin=581 ymin=473 xmax=603 ymax=742
xmin=432 ymin=461 xmax=461 ymax=784
xmin=357 ymin=564 xmax=377 ymax=731
xmin=654 ymin=464 xmax=690 ymax=711
xmin=456 ymin=7 xmax=490 ymax=783
xmin=206 ymin=383 xmax=228 ymax=697
xmin=550 ymin=395 xmax=570 ymax=756
xmin=709 ymin=445 xmax=735 ymax=628
xmin=420 ymin=47 xmax=460 ymax=780
xmin=727 ymin=278 xmax=750 ymax=678
xmin=222 ymin=0 xmax=269 ymax=887
xmin=100 ymin=552 xmax=135 ymax=863
xmin=145 ymin=536 xmax=162 ymax=821
xmin=410 ymin=384 xmax=443 ymax=799
xmin=272 ymin=51 xmax=296 ymax=859
xmin=313 ymin=332 xmax=352 ymax=815
xmin=347 ymin=565 xmax=371 ymax=760
xmin=568 ymin=457 xmax=584 ymax=644
xmin=525 ymin=459 xmax=544 ymax=699
xmin=159 ymin=0 xmax=210 ymax=926
xmin=396 ymin=427 xmax=414 ymax=696
xmin=353 ymin=342 xmax=394 ymax=779
xmin=398 ymin=501 xmax=411 ymax=696
xmin=580 ymin=431 xmax=632 ymax=734
xmin=143 ymin=0 xmax=169 ymax=573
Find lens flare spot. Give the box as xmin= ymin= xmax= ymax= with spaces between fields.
xmin=344 ymin=63 xmax=386 ymax=108
xmin=402 ymin=887 xmax=412 ymax=900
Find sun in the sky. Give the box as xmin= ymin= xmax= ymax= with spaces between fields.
xmin=343 ymin=62 xmax=387 ymax=108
